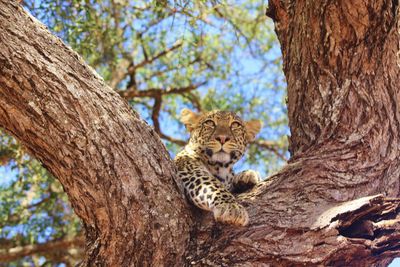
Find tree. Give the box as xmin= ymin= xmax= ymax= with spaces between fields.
xmin=0 ymin=1 xmax=287 ymax=264
xmin=0 ymin=0 xmax=399 ymax=266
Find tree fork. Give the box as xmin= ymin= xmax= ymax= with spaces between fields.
xmin=0 ymin=0 xmax=399 ymax=266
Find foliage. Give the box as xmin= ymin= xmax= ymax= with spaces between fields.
xmin=0 ymin=0 xmax=287 ymax=265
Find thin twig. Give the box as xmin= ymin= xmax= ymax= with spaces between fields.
xmin=120 ymin=81 xmax=207 ymax=99
xmin=151 ymin=95 xmax=186 ymax=146
xmin=127 ymin=41 xmax=183 ymax=74
xmin=253 ymin=140 xmax=288 ymax=161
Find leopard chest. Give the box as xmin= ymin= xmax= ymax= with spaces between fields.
xmin=208 ymin=163 xmax=234 ymax=189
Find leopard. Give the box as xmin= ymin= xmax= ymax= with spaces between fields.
xmin=174 ymin=108 xmax=262 ymax=226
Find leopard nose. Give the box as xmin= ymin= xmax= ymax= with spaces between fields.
xmin=215 ymin=135 xmax=230 ymax=144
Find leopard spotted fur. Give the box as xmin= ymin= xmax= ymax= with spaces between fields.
xmin=174 ymin=109 xmax=262 ymax=226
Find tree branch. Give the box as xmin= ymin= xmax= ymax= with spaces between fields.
xmin=109 ymin=40 xmax=183 ymax=90
xmin=150 ymin=94 xmax=186 ymax=146
xmin=136 ymin=10 xmax=177 ymax=37
xmin=213 ymin=6 xmax=256 ymax=56
xmin=139 ymin=55 xmax=203 ymax=83
xmin=183 ymin=92 xmax=203 ymax=112
xmin=120 ymin=81 xmax=206 ymax=146
xmin=108 ymin=58 xmax=131 ymax=89
xmin=0 ymin=236 xmax=85 ymax=263
xmin=189 ymin=193 xmax=400 ymax=265
xmin=0 ymin=147 xmax=15 ymax=165
xmin=127 ymin=41 xmax=183 ymax=74
xmin=253 ymin=139 xmax=288 ymax=161
xmin=120 ymin=81 xmax=207 ymax=99
xmin=0 ymin=2 xmax=192 ymax=264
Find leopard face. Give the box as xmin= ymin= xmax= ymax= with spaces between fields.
xmin=180 ymin=109 xmax=261 ymax=165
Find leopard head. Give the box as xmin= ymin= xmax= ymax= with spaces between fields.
xmin=180 ymin=109 xmax=262 ymax=164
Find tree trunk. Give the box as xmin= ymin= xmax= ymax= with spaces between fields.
xmin=0 ymin=0 xmax=399 ymax=266
xmin=0 ymin=1 xmax=192 ymax=265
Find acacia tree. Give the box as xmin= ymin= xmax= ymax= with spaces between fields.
xmin=0 ymin=0 xmax=399 ymax=266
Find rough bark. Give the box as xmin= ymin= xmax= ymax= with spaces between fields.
xmin=0 ymin=1 xmax=399 ymax=266
xmin=0 ymin=1 xmax=192 ymax=265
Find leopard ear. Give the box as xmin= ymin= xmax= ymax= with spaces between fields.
xmin=245 ymin=119 xmax=262 ymax=141
xmin=180 ymin=108 xmax=202 ymax=132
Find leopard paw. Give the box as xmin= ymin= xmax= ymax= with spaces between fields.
xmin=232 ymin=170 xmax=260 ymax=193
xmin=213 ymin=202 xmax=249 ymax=226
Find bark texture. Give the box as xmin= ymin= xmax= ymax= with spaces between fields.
xmin=0 ymin=1 xmax=192 ymax=265
xmin=0 ymin=0 xmax=399 ymax=266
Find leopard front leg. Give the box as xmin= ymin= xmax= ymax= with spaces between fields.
xmin=231 ymin=170 xmax=260 ymax=193
xmin=212 ymin=199 xmax=249 ymax=226
xmin=176 ymin=158 xmax=248 ymax=226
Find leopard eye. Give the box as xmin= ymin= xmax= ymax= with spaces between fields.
xmin=230 ymin=121 xmax=242 ymax=129
xmin=203 ymin=119 xmax=215 ymax=128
